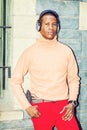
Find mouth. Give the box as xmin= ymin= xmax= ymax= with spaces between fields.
xmin=48 ymin=32 xmax=54 ymax=35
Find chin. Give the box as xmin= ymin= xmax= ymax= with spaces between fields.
xmin=48 ymin=37 xmax=54 ymax=40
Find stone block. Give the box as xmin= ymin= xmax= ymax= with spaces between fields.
xmin=13 ymin=16 xmax=37 ymax=39
xmin=0 ymin=119 xmax=33 ymax=130
xmin=82 ymin=31 xmax=87 ymax=56
xmin=59 ymin=30 xmax=81 ymax=39
xmin=79 ymin=101 xmax=87 ymax=111
xmin=59 ymin=38 xmax=81 ymax=52
xmin=79 ymin=58 xmax=87 ymax=71
xmin=79 ymin=110 xmax=87 ymax=123
xmin=13 ymin=0 xmax=36 ymax=15
xmin=80 ymin=123 xmax=87 ymax=130
xmin=3 ymin=128 xmax=33 ymax=130
xmin=79 ymin=71 xmax=87 ymax=84
xmin=79 ymin=85 xmax=87 ymax=100
xmin=79 ymin=2 xmax=87 ymax=30
xmin=60 ymin=17 xmax=79 ymax=29
xmin=0 ymin=111 xmax=23 ymax=121
xmin=36 ymin=0 xmax=79 ymax=16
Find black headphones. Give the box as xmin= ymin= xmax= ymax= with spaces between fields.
xmin=36 ymin=9 xmax=61 ymax=32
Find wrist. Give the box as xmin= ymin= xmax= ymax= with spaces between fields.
xmin=68 ymin=100 xmax=78 ymax=107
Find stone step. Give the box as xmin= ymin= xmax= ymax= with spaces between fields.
xmin=0 ymin=119 xmax=33 ymax=130
xmin=0 ymin=111 xmax=23 ymax=121
xmin=2 ymin=128 xmax=33 ymax=130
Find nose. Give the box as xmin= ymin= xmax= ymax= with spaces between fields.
xmin=49 ymin=24 xmax=53 ymax=30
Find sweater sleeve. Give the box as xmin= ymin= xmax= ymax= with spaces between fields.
xmin=67 ymin=50 xmax=80 ymax=101
xmin=10 ymin=49 xmax=31 ymax=109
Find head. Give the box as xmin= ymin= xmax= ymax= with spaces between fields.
xmin=36 ymin=10 xmax=61 ymax=40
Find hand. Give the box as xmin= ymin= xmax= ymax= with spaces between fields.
xmin=60 ymin=103 xmax=75 ymax=121
xmin=26 ymin=105 xmax=41 ymax=118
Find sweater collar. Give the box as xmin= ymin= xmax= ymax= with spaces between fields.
xmin=37 ymin=34 xmax=58 ymax=47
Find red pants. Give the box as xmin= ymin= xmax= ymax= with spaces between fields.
xmin=31 ymin=100 xmax=79 ymax=130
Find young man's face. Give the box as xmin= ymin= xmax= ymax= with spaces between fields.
xmin=40 ymin=14 xmax=58 ymax=40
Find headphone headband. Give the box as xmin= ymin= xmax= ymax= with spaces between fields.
xmin=39 ymin=10 xmax=58 ymax=19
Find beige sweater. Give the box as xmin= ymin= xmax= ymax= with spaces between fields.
xmin=11 ymin=36 xmax=80 ymax=109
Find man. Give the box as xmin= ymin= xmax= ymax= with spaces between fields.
xmin=11 ymin=10 xmax=80 ymax=130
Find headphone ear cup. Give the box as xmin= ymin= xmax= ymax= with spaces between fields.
xmin=36 ymin=22 xmax=41 ymax=31
xmin=57 ymin=26 xmax=59 ymax=33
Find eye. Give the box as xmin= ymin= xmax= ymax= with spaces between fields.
xmin=44 ymin=23 xmax=57 ymax=27
xmin=45 ymin=23 xmax=49 ymax=25
xmin=52 ymin=23 xmax=57 ymax=26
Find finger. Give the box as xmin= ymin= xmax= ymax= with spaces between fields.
xmin=68 ymin=114 xmax=73 ymax=121
xmin=62 ymin=111 xmax=73 ymax=121
xmin=34 ymin=109 xmax=41 ymax=117
xmin=34 ymin=114 xmax=39 ymax=118
xmin=33 ymin=112 xmax=41 ymax=118
xmin=65 ymin=113 xmax=73 ymax=121
xmin=36 ymin=111 xmax=41 ymax=117
xmin=62 ymin=109 xmax=70 ymax=119
xmin=62 ymin=109 xmax=69 ymax=118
